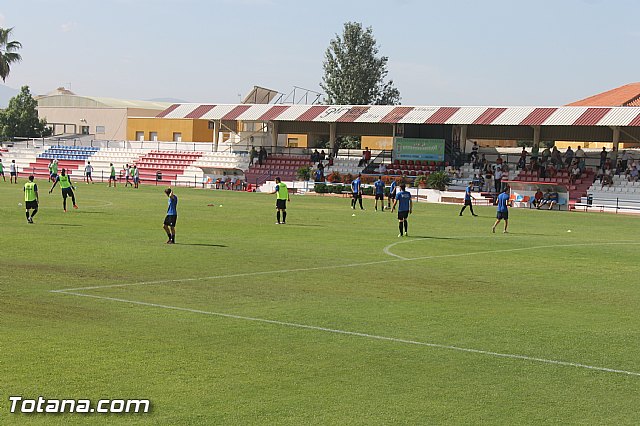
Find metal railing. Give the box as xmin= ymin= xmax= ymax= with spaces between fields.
xmin=576 ymin=195 xmax=640 ymax=213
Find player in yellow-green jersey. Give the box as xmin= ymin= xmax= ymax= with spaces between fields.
xmin=23 ymin=175 xmax=39 ymax=223
xmin=49 ymin=168 xmax=78 ymax=212
xmin=270 ymin=177 xmax=290 ymax=224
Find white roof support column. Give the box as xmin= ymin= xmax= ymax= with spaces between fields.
xmin=532 ymin=125 xmax=541 ymax=148
xmin=329 ymin=122 xmax=336 ymax=150
xmin=460 ymin=125 xmax=468 ymax=153
xmin=271 ymin=121 xmax=279 ymax=153
xmin=611 ymin=126 xmax=621 ymax=150
xmin=212 ymin=120 xmax=220 ymax=152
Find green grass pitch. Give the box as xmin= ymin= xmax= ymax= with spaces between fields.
xmin=2 ymin=179 xmax=640 ymax=424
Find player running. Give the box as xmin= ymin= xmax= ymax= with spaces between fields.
xmin=270 ymin=177 xmax=290 ymax=224
xmin=351 ymin=173 xmax=364 ymax=210
xmin=49 ymin=168 xmax=78 ymax=212
xmin=163 ymin=188 xmax=178 ymax=244
xmin=492 ymin=185 xmax=511 ymax=234
xmin=391 ymin=183 xmax=412 ymax=237
xmin=23 ymin=175 xmax=39 ymax=223
xmin=374 ymin=176 xmax=385 ymax=211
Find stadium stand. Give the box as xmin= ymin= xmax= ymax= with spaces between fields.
xmin=0 ymin=146 xmax=45 ymax=176
xmin=25 ymin=146 xmax=100 ymax=179
xmin=134 ymin=151 xmax=203 ymax=183
xmin=244 ymin=154 xmax=312 ymax=185
xmin=83 ymin=147 xmax=150 ymax=181
xmin=174 ymin=152 xmax=250 ymax=186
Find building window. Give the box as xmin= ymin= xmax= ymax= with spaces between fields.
xmin=173 ymin=132 xmax=182 ymax=142
xmin=81 ymin=126 xmax=90 ymax=135
xmin=287 ymin=138 xmax=299 ymax=148
xmin=96 ymin=126 xmax=105 ymax=134
xmin=136 ymin=131 xmax=144 ymax=141
xmin=150 ymin=132 xmax=158 ymax=141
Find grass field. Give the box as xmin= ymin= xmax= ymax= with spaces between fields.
xmin=2 ymin=178 xmax=640 ymax=424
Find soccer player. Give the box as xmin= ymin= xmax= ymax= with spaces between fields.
xmin=0 ymin=159 xmax=5 ymax=181
xmin=9 ymin=159 xmax=17 ymax=184
xmin=351 ymin=173 xmax=364 ymax=210
xmin=374 ymin=176 xmax=385 ymax=211
xmin=48 ymin=160 xmax=55 ymax=182
xmin=84 ymin=161 xmax=94 ymax=184
xmin=387 ymin=179 xmax=397 ymax=209
xmin=163 ymin=187 xmax=178 ymax=244
xmin=492 ymin=185 xmax=511 ymax=234
xmin=49 ymin=168 xmax=78 ymax=212
xmin=133 ymin=165 xmax=140 ymax=188
xmin=108 ymin=163 xmax=117 ymax=187
xmin=23 ymin=175 xmax=38 ymax=223
xmin=459 ymin=181 xmax=479 ymax=217
xmin=124 ymin=164 xmax=133 ymax=187
xmin=391 ymin=183 xmax=412 ymax=237
xmin=271 ymin=177 xmax=290 ymax=224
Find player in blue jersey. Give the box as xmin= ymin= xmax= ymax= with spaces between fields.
xmin=387 ymin=179 xmax=397 ymax=209
xmin=163 ymin=187 xmax=178 ymax=244
xmin=351 ymin=174 xmax=364 ymax=210
xmin=492 ymin=185 xmax=511 ymax=233
xmin=391 ymin=184 xmax=412 ymax=237
xmin=373 ymin=176 xmax=385 ymax=211
xmin=459 ymin=181 xmax=479 ymax=217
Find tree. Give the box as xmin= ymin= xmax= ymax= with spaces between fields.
xmin=321 ymin=22 xmax=400 ymax=106
xmin=0 ymin=86 xmax=51 ymax=139
xmin=0 ymin=27 xmax=22 ymax=82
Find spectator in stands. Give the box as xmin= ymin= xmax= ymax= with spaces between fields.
xmin=249 ymin=146 xmax=257 ymax=166
xmin=541 ymin=146 xmax=551 ymax=165
xmin=493 ymin=166 xmax=503 ymax=194
xmin=570 ymin=163 xmax=581 ymax=184
xmin=599 ymin=147 xmax=608 ymax=170
xmin=531 ymin=144 xmax=539 ymax=161
xmin=470 ymin=141 xmax=479 ymax=162
xmin=358 ymin=151 xmax=367 ymax=167
xmin=484 ymin=168 xmax=494 ymax=192
xmin=608 ymin=146 xmax=618 ymax=173
xmin=563 ymin=146 xmax=574 ymax=167
xmin=258 ymin=147 xmax=267 ymax=165
xmin=472 ymin=174 xmax=484 ymax=191
xmin=546 ymin=162 xmax=557 ymax=178
xmin=311 ymin=149 xmax=320 ymax=163
xmin=575 ymin=145 xmax=586 ymax=170
xmin=627 ymin=165 xmax=639 ymax=183
xmin=378 ymin=163 xmax=387 ymax=174
xmin=550 ymin=147 xmax=562 ymax=167
xmin=517 ymin=148 xmax=528 ymax=170
xmin=364 ymin=147 xmax=372 ymax=164
xmin=501 ymin=164 xmax=509 ymax=183
xmin=320 ymin=150 xmax=326 ymax=161
xmin=327 ymin=156 xmax=334 ymax=167
xmin=601 ymin=166 xmax=613 ymax=189
xmin=480 ymin=154 xmax=488 ymax=170
xmin=532 ymin=188 xmax=544 ymax=208
xmin=495 ymin=155 xmax=504 ymax=167
xmin=620 ymin=150 xmax=630 ymax=172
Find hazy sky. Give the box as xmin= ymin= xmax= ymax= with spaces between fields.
xmin=2 ymin=0 xmax=639 ymax=106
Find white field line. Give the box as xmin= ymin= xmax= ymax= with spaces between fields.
xmin=52 ymin=241 xmax=640 ymax=293
xmin=53 ymin=290 xmax=640 ymax=377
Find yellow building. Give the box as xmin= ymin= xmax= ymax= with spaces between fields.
xmin=127 ymin=117 xmax=214 ymax=142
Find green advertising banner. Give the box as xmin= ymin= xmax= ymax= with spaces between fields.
xmin=394 ymin=138 xmax=445 ymax=161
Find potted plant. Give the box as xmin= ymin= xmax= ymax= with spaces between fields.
xmin=327 ymin=171 xmax=342 ymax=183
xmin=413 ymin=174 xmax=428 ymax=189
xmin=426 ymin=170 xmax=451 ymax=191
xmin=296 ymin=166 xmax=311 ymax=181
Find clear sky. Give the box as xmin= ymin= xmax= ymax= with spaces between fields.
xmin=1 ymin=0 xmax=639 ymax=106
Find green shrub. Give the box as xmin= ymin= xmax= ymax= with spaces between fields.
xmin=314 ymin=183 xmax=328 ymax=193
xmin=427 ymin=171 xmax=451 ymax=191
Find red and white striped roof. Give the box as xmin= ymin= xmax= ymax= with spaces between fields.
xmin=156 ymin=104 xmax=640 ymax=127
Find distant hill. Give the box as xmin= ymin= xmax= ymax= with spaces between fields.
xmin=0 ymin=84 xmax=19 ymax=108
xmin=146 ymin=97 xmax=189 ymax=104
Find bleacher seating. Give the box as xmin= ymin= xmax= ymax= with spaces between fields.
xmin=26 ymin=146 xmax=100 ymax=179
xmin=513 ymin=168 xmax=595 ymax=208
xmin=174 ymin=152 xmax=250 ymax=186
xmin=134 ymin=151 xmax=203 ymax=183
xmin=245 ymin=155 xmax=312 ymax=186
xmin=577 ymin=175 xmax=640 ymax=211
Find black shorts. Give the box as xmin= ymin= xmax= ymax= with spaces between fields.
xmin=464 ymin=199 xmax=473 ymax=206
xmin=109 ymin=175 xmax=116 ymax=181
xmin=389 ymin=191 xmax=396 ymax=199
xmin=497 ymin=211 xmax=509 ymax=220
xmin=352 ymin=192 xmax=361 ymax=199
xmin=397 ymin=210 xmax=409 ymax=220
xmin=0 ymin=171 xmax=4 ymax=176
xmin=10 ymin=171 xmax=17 ymax=177
xmin=86 ymin=173 xmax=92 ymax=177
xmin=25 ymin=200 xmax=38 ymax=209
xmin=164 ymin=215 xmax=177 ymax=227
xmin=62 ymin=187 xmax=74 ymax=198
xmin=375 ymin=193 xmax=384 ymax=200
xmin=276 ymin=199 xmax=287 ymax=210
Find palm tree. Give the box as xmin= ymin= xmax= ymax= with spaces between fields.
xmin=0 ymin=27 xmax=22 ymax=82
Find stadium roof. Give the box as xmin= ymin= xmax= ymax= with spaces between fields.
xmin=156 ymin=103 xmax=640 ymax=127
xmin=567 ymin=82 xmax=640 ymax=107
xmin=37 ymin=94 xmax=172 ymax=110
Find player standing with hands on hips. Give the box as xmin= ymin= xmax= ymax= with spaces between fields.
xmin=391 ymin=184 xmax=412 ymax=237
